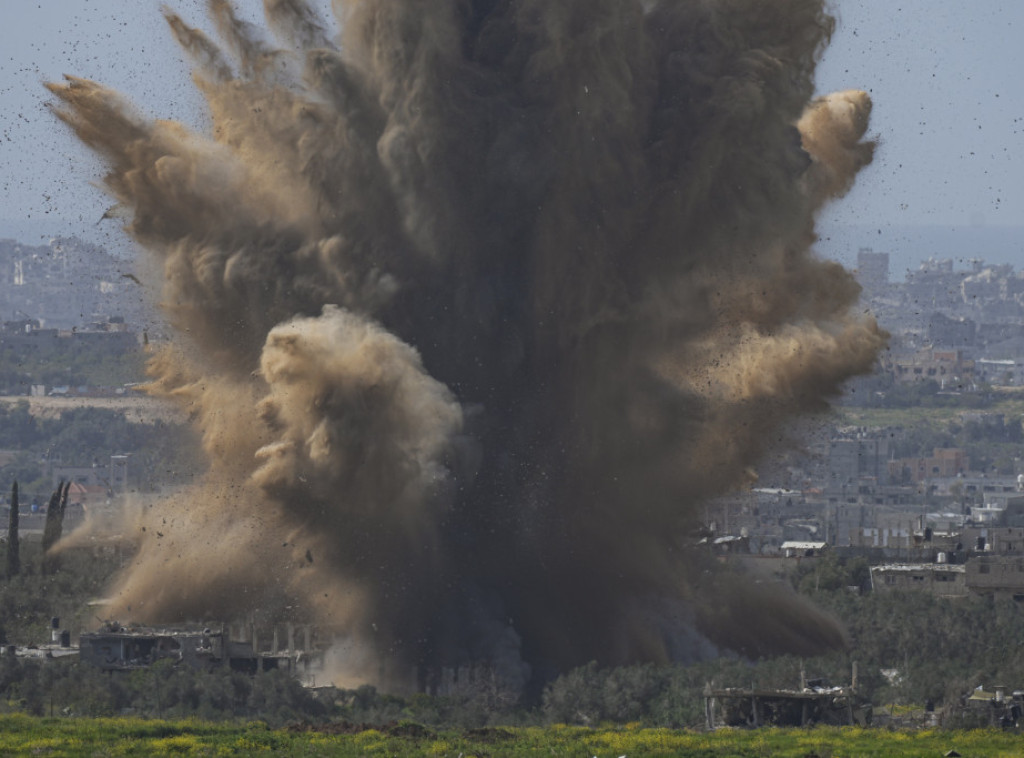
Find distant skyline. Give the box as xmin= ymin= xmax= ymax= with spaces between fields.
xmin=1 ymin=1 xmax=1022 ymax=270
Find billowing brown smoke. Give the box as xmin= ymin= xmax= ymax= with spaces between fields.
xmin=48 ymin=0 xmax=885 ymax=689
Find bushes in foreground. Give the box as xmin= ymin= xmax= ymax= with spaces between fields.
xmin=0 ymin=716 xmax=1021 ymax=758
xmin=0 ymin=658 xmax=326 ymax=726
xmin=5 ymin=591 xmax=1024 ymax=728
xmin=5 ymin=536 xmax=1024 ymax=727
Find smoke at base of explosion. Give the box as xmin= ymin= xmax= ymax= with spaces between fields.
xmin=47 ymin=0 xmax=885 ymax=692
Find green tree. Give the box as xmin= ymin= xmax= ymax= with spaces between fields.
xmin=0 ymin=402 xmax=39 ymax=448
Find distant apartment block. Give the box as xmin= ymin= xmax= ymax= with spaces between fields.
xmin=887 ymin=348 xmax=974 ymax=387
xmin=976 ymin=359 xmax=1024 ymax=386
xmin=889 ymin=448 xmax=969 ymax=484
xmin=928 ymin=312 xmax=976 ymax=348
xmin=856 ymin=248 xmax=889 ymax=295
xmin=870 ymin=563 xmax=967 ymax=597
xmin=828 ymin=436 xmax=891 ymax=487
xmin=964 ymin=555 xmax=1024 ymax=600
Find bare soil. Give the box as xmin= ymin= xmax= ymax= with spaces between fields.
xmin=0 ymin=394 xmax=185 ymax=424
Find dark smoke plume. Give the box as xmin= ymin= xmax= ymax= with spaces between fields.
xmin=48 ymin=0 xmax=884 ymax=689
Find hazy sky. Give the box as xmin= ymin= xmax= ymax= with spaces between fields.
xmin=815 ymin=1 xmax=1024 ymax=230
xmin=1 ymin=1 xmax=1022 ymax=258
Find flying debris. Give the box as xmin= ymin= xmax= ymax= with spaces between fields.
xmin=97 ymin=203 xmax=131 ymax=225
xmin=48 ymin=0 xmax=885 ymax=691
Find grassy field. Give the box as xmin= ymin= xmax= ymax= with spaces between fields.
xmin=835 ymin=396 xmax=1024 ymax=430
xmin=1 ymin=716 xmax=1023 ymax=757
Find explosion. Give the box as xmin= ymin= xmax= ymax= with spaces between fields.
xmin=48 ymin=0 xmax=884 ymax=689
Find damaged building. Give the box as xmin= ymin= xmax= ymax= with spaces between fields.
xmin=703 ymin=672 xmax=872 ymax=729
xmin=870 ymin=563 xmax=968 ymax=597
xmin=78 ymin=621 xmax=323 ymax=677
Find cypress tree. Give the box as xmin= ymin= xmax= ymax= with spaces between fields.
xmin=6 ymin=481 xmax=19 ymax=578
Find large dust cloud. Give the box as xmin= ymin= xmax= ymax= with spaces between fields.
xmin=48 ymin=0 xmax=885 ymax=689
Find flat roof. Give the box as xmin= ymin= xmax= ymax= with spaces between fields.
xmin=870 ymin=563 xmax=965 ymax=573
xmin=780 ymin=541 xmax=827 ymax=550
xmin=81 ymin=626 xmax=222 ymax=639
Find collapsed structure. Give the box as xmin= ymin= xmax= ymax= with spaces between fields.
xmin=704 ymin=672 xmax=872 ymax=729
xmin=78 ymin=621 xmax=322 ymax=676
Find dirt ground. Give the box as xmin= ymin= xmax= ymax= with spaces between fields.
xmin=0 ymin=394 xmax=186 ymax=424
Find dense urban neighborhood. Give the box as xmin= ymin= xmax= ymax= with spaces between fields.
xmin=3 ymin=0 xmax=1023 ymax=752
xmin=648 ymin=247 xmax=1024 ymax=599
xmin=6 ymin=235 xmax=1024 ymax=730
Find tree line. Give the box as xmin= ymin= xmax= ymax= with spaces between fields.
xmin=0 ymin=402 xmax=200 ymax=499
xmin=4 ymin=519 xmax=1024 ymax=726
